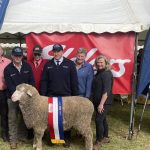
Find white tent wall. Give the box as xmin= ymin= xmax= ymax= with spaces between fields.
xmin=0 ymin=0 xmax=150 ymax=44
xmin=0 ymin=0 xmax=150 ymax=34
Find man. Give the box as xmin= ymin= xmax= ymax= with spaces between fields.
xmin=40 ymin=44 xmax=78 ymax=148
xmin=28 ymin=45 xmax=47 ymax=92
xmin=75 ymin=48 xmax=94 ymax=98
xmin=4 ymin=47 xmax=35 ymax=149
xmin=0 ymin=46 xmax=11 ymax=142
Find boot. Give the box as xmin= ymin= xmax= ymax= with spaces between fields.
xmin=10 ymin=142 xmax=17 ymax=149
xmin=93 ymin=141 xmax=101 ymax=150
xmin=101 ymin=137 xmax=110 ymax=144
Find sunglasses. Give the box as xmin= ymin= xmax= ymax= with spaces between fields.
xmin=13 ymin=55 xmax=23 ymax=57
xmin=34 ymin=53 xmax=41 ymax=56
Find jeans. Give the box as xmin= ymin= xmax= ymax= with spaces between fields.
xmin=95 ymin=105 xmax=110 ymax=141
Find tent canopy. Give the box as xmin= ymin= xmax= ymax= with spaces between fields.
xmin=0 ymin=0 xmax=150 ymax=34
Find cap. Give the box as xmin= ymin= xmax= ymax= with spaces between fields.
xmin=52 ymin=44 xmax=63 ymax=52
xmin=33 ymin=45 xmax=42 ymax=54
xmin=11 ymin=47 xmax=23 ymax=56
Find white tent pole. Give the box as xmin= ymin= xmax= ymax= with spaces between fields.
xmin=128 ymin=32 xmax=138 ymax=140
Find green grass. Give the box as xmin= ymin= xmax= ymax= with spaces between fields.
xmin=1 ymin=101 xmax=150 ymax=150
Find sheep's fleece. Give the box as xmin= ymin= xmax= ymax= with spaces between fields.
xmin=12 ymin=83 xmax=94 ymax=150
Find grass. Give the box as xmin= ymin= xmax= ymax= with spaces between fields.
xmin=1 ymin=101 xmax=150 ymax=150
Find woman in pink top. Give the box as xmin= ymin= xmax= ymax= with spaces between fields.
xmin=0 ymin=46 xmax=11 ymax=142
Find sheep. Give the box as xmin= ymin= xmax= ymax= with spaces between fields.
xmin=11 ymin=83 xmax=94 ymax=150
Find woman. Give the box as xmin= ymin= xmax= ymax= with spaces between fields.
xmin=75 ymin=48 xmax=94 ymax=98
xmin=92 ymin=55 xmax=113 ymax=150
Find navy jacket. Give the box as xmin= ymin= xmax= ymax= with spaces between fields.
xmin=40 ymin=57 xmax=78 ymax=96
xmin=4 ymin=61 xmax=35 ymax=98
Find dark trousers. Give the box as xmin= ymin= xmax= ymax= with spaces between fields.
xmin=0 ymin=90 xmax=8 ymax=137
xmin=95 ymin=105 xmax=110 ymax=141
xmin=8 ymin=99 xmax=28 ymax=143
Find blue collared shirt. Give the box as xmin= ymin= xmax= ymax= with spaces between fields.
xmin=76 ymin=61 xmax=94 ymax=98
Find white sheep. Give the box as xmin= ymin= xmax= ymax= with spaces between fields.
xmin=11 ymin=83 xmax=94 ymax=150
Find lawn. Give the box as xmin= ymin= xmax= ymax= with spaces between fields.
xmin=1 ymin=101 xmax=150 ymax=150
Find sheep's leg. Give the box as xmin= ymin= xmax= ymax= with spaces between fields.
xmin=33 ymin=134 xmax=37 ymax=149
xmin=34 ymin=128 xmax=45 ymax=150
xmin=75 ymin=124 xmax=93 ymax=150
xmin=84 ymin=128 xmax=93 ymax=150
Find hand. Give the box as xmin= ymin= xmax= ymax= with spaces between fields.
xmin=98 ymin=104 xmax=104 ymax=113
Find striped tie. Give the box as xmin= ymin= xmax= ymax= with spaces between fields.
xmin=56 ymin=60 xmax=60 ymax=66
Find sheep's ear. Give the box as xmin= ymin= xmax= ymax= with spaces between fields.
xmin=26 ymin=90 xmax=32 ymax=97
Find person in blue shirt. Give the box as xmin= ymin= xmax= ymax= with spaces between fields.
xmin=75 ymin=48 xmax=94 ymax=98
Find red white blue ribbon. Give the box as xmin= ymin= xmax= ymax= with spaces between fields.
xmin=48 ymin=97 xmax=65 ymax=144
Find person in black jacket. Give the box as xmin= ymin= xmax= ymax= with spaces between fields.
xmin=40 ymin=44 xmax=78 ymax=148
xmin=92 ymin=55 xmax=113 ymax=150
xmin=4 ymin=47 xmax=35 ymax=149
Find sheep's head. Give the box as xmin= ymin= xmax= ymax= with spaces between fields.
xmin=11 ymin=83 xmax=39 ymax=102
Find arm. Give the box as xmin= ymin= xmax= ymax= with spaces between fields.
xmin=70 ymin=62 xmax=79 ymax=96
xmin=85 ymin=65 xmax=94 ymax=98
xmin=40 ymin=64 xmax=48 ymax=96
xmin=98 ymin=93 xmax=108 ymax=113
xmin=28 ymin=65 xmax=35 ymax=86
xmin=4 ymin=67 xmax=16 ymax=97
xmin=98 ymin=71 xmax=112 ymax=113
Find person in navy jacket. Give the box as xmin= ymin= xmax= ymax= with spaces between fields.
xmin=40 ymin=44 xmax=78 ymax=97
xmin=40 ymin=44 xmax=78 ymax=148
xmin=4 ymin=47 xmax=35 ymax=149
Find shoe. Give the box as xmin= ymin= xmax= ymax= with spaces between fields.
xmin=63 ymin=140 xmax=70 ymax=148
xmin=10 ymin=143 xmax=17 ymax=149
xmin=93 ymin=141 xmax=101 ymax=150
xmin=101 ymin=137 xmax=110 ymax=144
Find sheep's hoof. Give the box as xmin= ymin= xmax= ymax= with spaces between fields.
xmin=36 ymin=148 xmax=42 ymax=150
xmin=33 ymin=144 xmax=36 ymax=149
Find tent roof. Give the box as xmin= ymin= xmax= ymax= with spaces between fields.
xmin=0 ymin=0 xmax=150 ymax=34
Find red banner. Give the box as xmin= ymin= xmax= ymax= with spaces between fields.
xmin=26 ymin=32 xmax=135 ymax=94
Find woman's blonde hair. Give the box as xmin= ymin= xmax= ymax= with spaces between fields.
xmin=95 ymin=55 xmax=111 ymax=70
